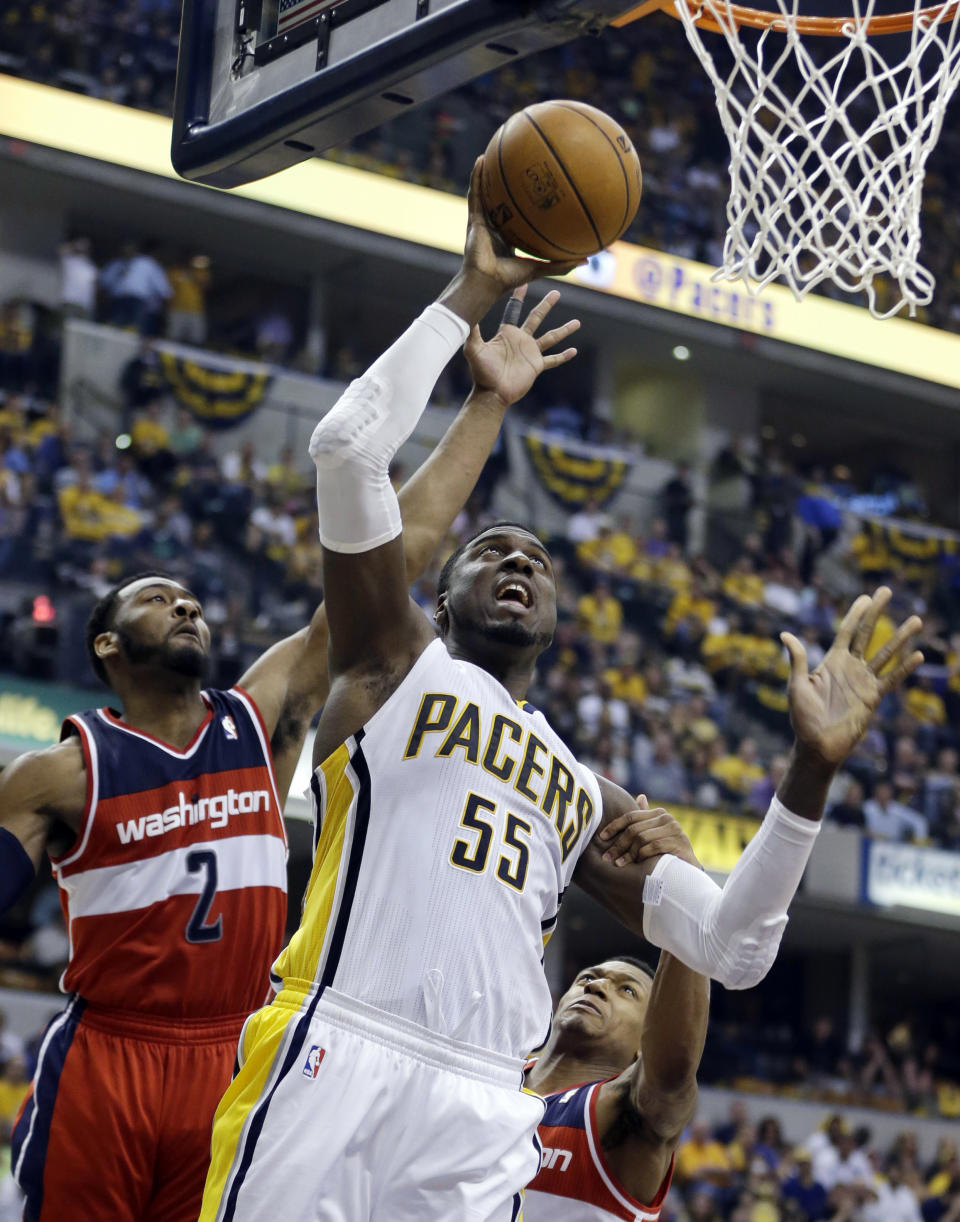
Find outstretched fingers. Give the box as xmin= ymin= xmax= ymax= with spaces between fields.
xmin=521 ymin=288 xmax=558 ymax=334
xmin=466 ymin=157 xmax=486 ymax=224
xmin=851 ymin=586 xmax=892 ymax=658
xmin=540 ymin=347 xmax=578 ymax=371
xmin=780 ymin=631 xmax=808 ymax=683
xmin=832 ymin=593 xmax=874 ymax=654
xmin=879 ymin=649 xmax=925 ymax=695
xmin=537 ymin=318 xmax=581 ymax=353
xmin=873 ymin=614 xmax=924 ymax=693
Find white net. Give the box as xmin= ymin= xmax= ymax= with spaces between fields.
xmin=674 ymin=0 xmax=960 ymax=317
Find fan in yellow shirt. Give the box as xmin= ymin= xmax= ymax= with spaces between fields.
xmin=0 ymin=1056 xmax=29 ymax=1130
xmin=721 ymin=555 xmax=766 ymax=608
xmin=576 ymin=523 xmax=637 ymax=575
xmin=665 ymin=581 xmax=717 ymax=639
xmin=601 ymin=662 xmax=647 ymax=710
xmin=710 ymin=736 xmax=766 ymax=798
xmin=131 ymin=404 xmax=171 ymax=458
xmin=58 ymin=480 xmax=142 ymax=543
xmin=652 ymin=544 xmax=692 ymax=595
xmin=675 ymin=1119 xmax=733 ymax=1188
xmin=905 ymin=677 xmax=947 ymax=726
xmin=577 ymin=581 xmax=624 ymax=646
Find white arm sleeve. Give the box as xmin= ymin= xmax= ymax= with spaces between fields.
xmin=641 ymin=796 xmax=820 ymax=990
xmin=308 ymin=302 xmax=469 ymax=553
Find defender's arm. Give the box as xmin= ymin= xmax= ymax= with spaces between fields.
xmin=0 ymin=739 xmax=87 ymax=912
xmin=596 ymin=952 xmax=710 ymax=1204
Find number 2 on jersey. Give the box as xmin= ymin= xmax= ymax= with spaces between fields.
xmin=185 ymin=849 xmax=223 ymax=943
xmin=450 ymin=793 xmax=531 ymax=892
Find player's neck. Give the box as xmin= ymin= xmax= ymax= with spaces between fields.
xmin=526 ymin=1045 xmax=626 ymax=1097
xmin=113 ymin=682 xmax=208 ymax=750
xmin=445 ymin=635 xmax=535 ymax=702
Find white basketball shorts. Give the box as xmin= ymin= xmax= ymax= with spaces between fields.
xmin=200 ymin=986 xmax=545 ymax=1222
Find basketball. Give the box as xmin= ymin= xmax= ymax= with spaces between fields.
xmin=479 ymin=100 xmax=642 ymax=261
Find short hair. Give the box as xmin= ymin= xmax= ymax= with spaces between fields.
xmin=608 ymin=954 xmax=656 ymax=983
xmin=85 ymin=570 xmax=176 ymax=685
xmin=437 ymin=522 xmax=549 ymax=598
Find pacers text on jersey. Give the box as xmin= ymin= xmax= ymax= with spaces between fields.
xmin=403 ymin=691 xmax=595 ymax=861
xmin=115 ymin=787 xmax=271 ymax=843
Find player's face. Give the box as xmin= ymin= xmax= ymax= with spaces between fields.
xmin=110 ymin=578 xmax=211 ymax=679
xmin=442 ymin=528 xmax=557 ymax=653
xmin=554 ymin=960 xmax=652 ymax=1055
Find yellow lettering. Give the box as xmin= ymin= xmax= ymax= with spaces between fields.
xmin=541 ymin=757 xmax=575 ymax=833
xmin=482 ymin=715 xmax=522 ymax=782
xmin=561 ymin=789 xmax=593 ymax=861
xmin=515 ymin=734 xmax=548 ymax=803
xmin=404 ymin=693 xmax=457 ymax=759
xmin=437 ymin=702 xmax=481 ymax=764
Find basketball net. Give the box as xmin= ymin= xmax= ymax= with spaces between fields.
xmin=668 ymin=0 xmax=960 ymax=317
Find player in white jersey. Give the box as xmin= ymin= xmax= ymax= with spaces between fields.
xmin=200 ymin=159 xmax=925 ymax=1222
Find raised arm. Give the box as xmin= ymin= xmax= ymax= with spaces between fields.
xmin=310 ymin=161 xmax=581 ymax=762
xmin=576 ymin=588 xmax=922 ymax=989
xmin=238 ymin=289 xmax=579 ymax=801
xmin=399 ymin=286 xmax=578 ymax=577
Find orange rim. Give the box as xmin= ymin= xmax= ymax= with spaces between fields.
xmin=612 ymin=0 xmax=958 ymax=34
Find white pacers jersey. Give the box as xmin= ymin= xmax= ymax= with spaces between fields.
xmin=273 ymin=637 xmax=602 ymax=1058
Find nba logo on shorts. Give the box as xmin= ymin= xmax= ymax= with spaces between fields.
xmin=302 ymin=1045 xmax=325 ymax=1079
xmin=221 ymin=716 xmax=238 ymax=741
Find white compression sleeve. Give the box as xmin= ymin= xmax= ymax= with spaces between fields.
xmin=641 ymin=796 xmax=821 ymax=990
xmin=308 ymin=302 xmax=469 ymax=553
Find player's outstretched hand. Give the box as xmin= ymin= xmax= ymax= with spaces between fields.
xmin=597 ymin=795 xmax=701 ymax=869
xmin=781 ymin=586 xmax=923 ymax=769
xmin=464 ymin=285 xmax=580 ymax=410
xmin=462 ymin=157 xmax=584 ymax=294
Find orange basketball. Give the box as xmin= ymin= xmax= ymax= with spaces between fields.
xmin=480 ymin=100 xmax=642 ymax=261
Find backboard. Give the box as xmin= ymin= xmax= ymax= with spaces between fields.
xmin=172 ymin=0 xmax=642 ymax=187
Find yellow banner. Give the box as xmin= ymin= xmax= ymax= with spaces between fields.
xmin=4 ymin=75 xmax=960 ymax=388
xmin=669 ymin=806 xmax=759 ymax=874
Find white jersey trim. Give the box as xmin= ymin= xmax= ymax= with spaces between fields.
xmin=52 ymin=717 xmax=100 ymax=870
xmin=58 ymin=833 xmax=288 ymax=919
xmin=12 ymin=996 xmax=81 ymax=1185
xmin=583 ymin=1084 xmax=662 ymax=1221
xmin=231 ymin=685 xmax=287 ymax=851
xmin=94 ymin=696 xmax=214 ymax=758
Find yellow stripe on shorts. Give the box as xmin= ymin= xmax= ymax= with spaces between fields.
xmin=199 ymin=1003 xmax=297 ymax=1222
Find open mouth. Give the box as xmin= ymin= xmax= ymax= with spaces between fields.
xmin=495 ymin=579 xmax=532 ymax=609
xmin=174 ymin=625 xmax=201 ymax=641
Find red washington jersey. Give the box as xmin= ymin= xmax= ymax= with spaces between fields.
xmin=525 ymin=1080 xmax=674 ymax=1221
xmin=52 ymin=687 xmax=287 ymax=1019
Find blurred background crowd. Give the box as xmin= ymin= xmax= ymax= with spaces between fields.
xmin=4 ymin=0 xmax=960 ymax=329
xmin=0 ymin=350 xmax=958 ymax=844
xmin=1 ymin=5 xmax=960 ymax=1220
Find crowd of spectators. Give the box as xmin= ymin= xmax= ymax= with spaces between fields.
xmin=5 ymin=1 xmax=960 ymax=328
xmin=662 ymin=1103 xmax=960 ymax=1221
xmin=1 ymin=324 xmax=960 ymax=849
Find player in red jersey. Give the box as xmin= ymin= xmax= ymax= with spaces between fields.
xmin=0 ymin=285 xmax=580 ymax=1222
xmin=524 ymin=807 xmax=708 ymax=1221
